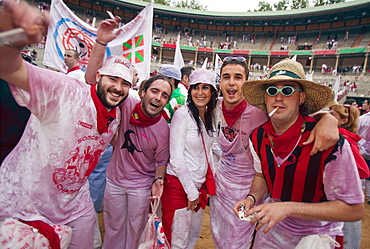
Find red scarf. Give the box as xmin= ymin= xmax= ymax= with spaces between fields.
xmin=129 ymin=102 xmax=170 ymax=127
xmin=20 ymin=220 xmax=61 ymax=249
xmin=90 ymin=85 xmax=117 ymax=135
xmin=179 ymin=82 xmax=189 ymax=90
xmin=67 ymin=66 xmax=81 ymax=73
xmin=265 ymin=114 xmax=305 ymax=159
xmin=222 ymin=100 xmax=247 ymax=127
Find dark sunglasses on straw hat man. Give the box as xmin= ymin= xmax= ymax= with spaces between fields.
xmin=241 ymin=58 xmax=334 ymax=115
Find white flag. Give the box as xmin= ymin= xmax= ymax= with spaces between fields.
xmin=174 ymin=34 xmax=185 ymax=69
xmin=202 ymin=57 xmax=208 ymax=69
xmin=305 ymin=71 xmax=314 ymax=81
xmin=91 ymin=17 xmax=96 ymax=29
xmin=44 ymin=0 xmax=153 ymax=81
xmin=214 ymin=54 xmax=222 ymax=75
xmin=332 ymin=76 xmax=341 ymax=102
xmin=291 ymin=55 xmax=297 ymax=61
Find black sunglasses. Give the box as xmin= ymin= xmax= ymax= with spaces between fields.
xmin=266 ymin=86 xmax=302 ymax=97
xmin=223 ymin=56 xmax=246 ymax=62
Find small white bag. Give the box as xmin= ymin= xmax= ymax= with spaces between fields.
xmin=295 ymin=234 xmax=340 ymax=249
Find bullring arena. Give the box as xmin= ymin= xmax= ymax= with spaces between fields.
xmin=24 ymin=0 xmax=370 ymax=247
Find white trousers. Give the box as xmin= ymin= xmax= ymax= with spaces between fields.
xmin=66 ymin=207 xmax=96 ymax=249
xmin=102 ymin=179 xmax=151 ymax=249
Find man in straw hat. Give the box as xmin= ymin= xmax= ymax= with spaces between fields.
xmin=233 ymin=58 xmax=364 ymax=248
xmin=210 ymin=56 xmax=339 ymax=249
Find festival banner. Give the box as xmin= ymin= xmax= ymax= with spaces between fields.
xmin=43 ymin=0 xmax=153 ymax=80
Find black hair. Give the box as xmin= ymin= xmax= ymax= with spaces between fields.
xmin=344 ymin=98 xmax=357 ymax=105
xmin=180 ymin=66 xmax=195 ymax=80
xmin=142 ymin=74 xmax=173 ymax=94
xmin=173 ymin=79 xmax=180 ymax=88
xmin=220 ymin=59 xmax=249 ymax=80
xmin=187 ymin=83 xmax=218 ymax=134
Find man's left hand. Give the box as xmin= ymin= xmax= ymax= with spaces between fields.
xmin=304 ymin=113 xmax=339 ymax=155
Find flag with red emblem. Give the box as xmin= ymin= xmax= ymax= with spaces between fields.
xmin=44 ymin=0 xmax=153 ymax=80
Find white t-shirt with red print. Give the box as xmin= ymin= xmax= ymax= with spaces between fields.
xmin=0 ymin=63 xmax=120 ymax=225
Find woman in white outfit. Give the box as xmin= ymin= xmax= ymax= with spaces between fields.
xmin=161 ymin=68 xmax=218 ymax=248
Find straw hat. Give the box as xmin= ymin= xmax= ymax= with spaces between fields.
xmin=242 ymin=58 xmax=334 ymax=115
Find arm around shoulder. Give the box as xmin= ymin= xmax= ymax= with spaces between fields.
xmin=304 ymin=113 xmax=339 ymax=155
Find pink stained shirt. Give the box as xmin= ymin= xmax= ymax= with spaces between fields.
xmin=0 ymin=63 xmax=120 ymax=224
xmin=106 ymin=96 xmax=170 ymax=188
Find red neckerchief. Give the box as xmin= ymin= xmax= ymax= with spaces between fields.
xmin=129 ymin=102 xmax=170 ymax=127
xmin=222 ymin=100 xmax=247 ymax=127
xmin=265 ymin=114 xmax=304 ymax=159
xmin=67 ymin=66 xmax=81 ymax=73
xmin=179 ymin=82 xmax=189 ymax=90
xmin=339 ymin=127 xmax=361 ymax=143
xmin=20 ymin=220 xmax=61 ymax=249
xmin=90 ymin=85 xmax=117 ymax=135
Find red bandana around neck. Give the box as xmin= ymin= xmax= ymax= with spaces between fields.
xmin=90 ymin=85 xmax=117 ymax=135
xmin=67 ymin=66 xmax=81 ymax=74
xmin=222 ymin=100 xmax=247 ymax=127
xmin=265 ymin=114 xmax=305 ymax=158
xmin=179 ymin=82 xmax=189 ymax=90
xmin=129 ymin=102 xmax=170 ymax=127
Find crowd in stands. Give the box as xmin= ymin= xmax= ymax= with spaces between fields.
xmin=1 ymin=2 xmax=370 ymax=249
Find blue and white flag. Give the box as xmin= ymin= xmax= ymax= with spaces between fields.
xmin=43 ymin=0 xmax=153 ymax=80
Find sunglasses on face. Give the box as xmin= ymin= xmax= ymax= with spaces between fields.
xmin=223 ymin=56 xmax=246 ymax=62
xmin=265 ymin=86 xmax=302 ymax=97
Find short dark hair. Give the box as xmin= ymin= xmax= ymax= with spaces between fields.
xmin=65 ymin=49 xmax=79 ymax=59
xmin=181 ymin=66 xmax=195 ymax=80
xmin=220 ymin=59 xmax=249 ymax=80
xmin=173 ymin=79 xmax=180 ymax=88
xmin=344 ymin=98 xmax=357 ymax=105
xmin=141 ymin=74 xmax=173 ymax=96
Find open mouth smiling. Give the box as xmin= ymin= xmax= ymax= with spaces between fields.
xmin=150 ymin=102 xmax=160 ymax=108
xmin=227 ymin=90 xmax=237 ymax=95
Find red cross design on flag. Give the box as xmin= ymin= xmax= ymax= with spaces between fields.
xmin=122 ymin=35 xmax=144 ymax=64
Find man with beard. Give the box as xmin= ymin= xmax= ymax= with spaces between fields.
xmin=85 ymin=17 xmax=173 ymax=249
xmin=0 ymin=1 xmax=133 ymax=248
xmin=210 ymin=57 xmax=339 ymax=249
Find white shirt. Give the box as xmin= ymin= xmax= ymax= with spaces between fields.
xmin=166 ymin=106 xmax=214 ymax=201
xmin=67 ymin=68 xmax=85 ymax=83
xmin=0 ymin=63 xmax=119 ymax=224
